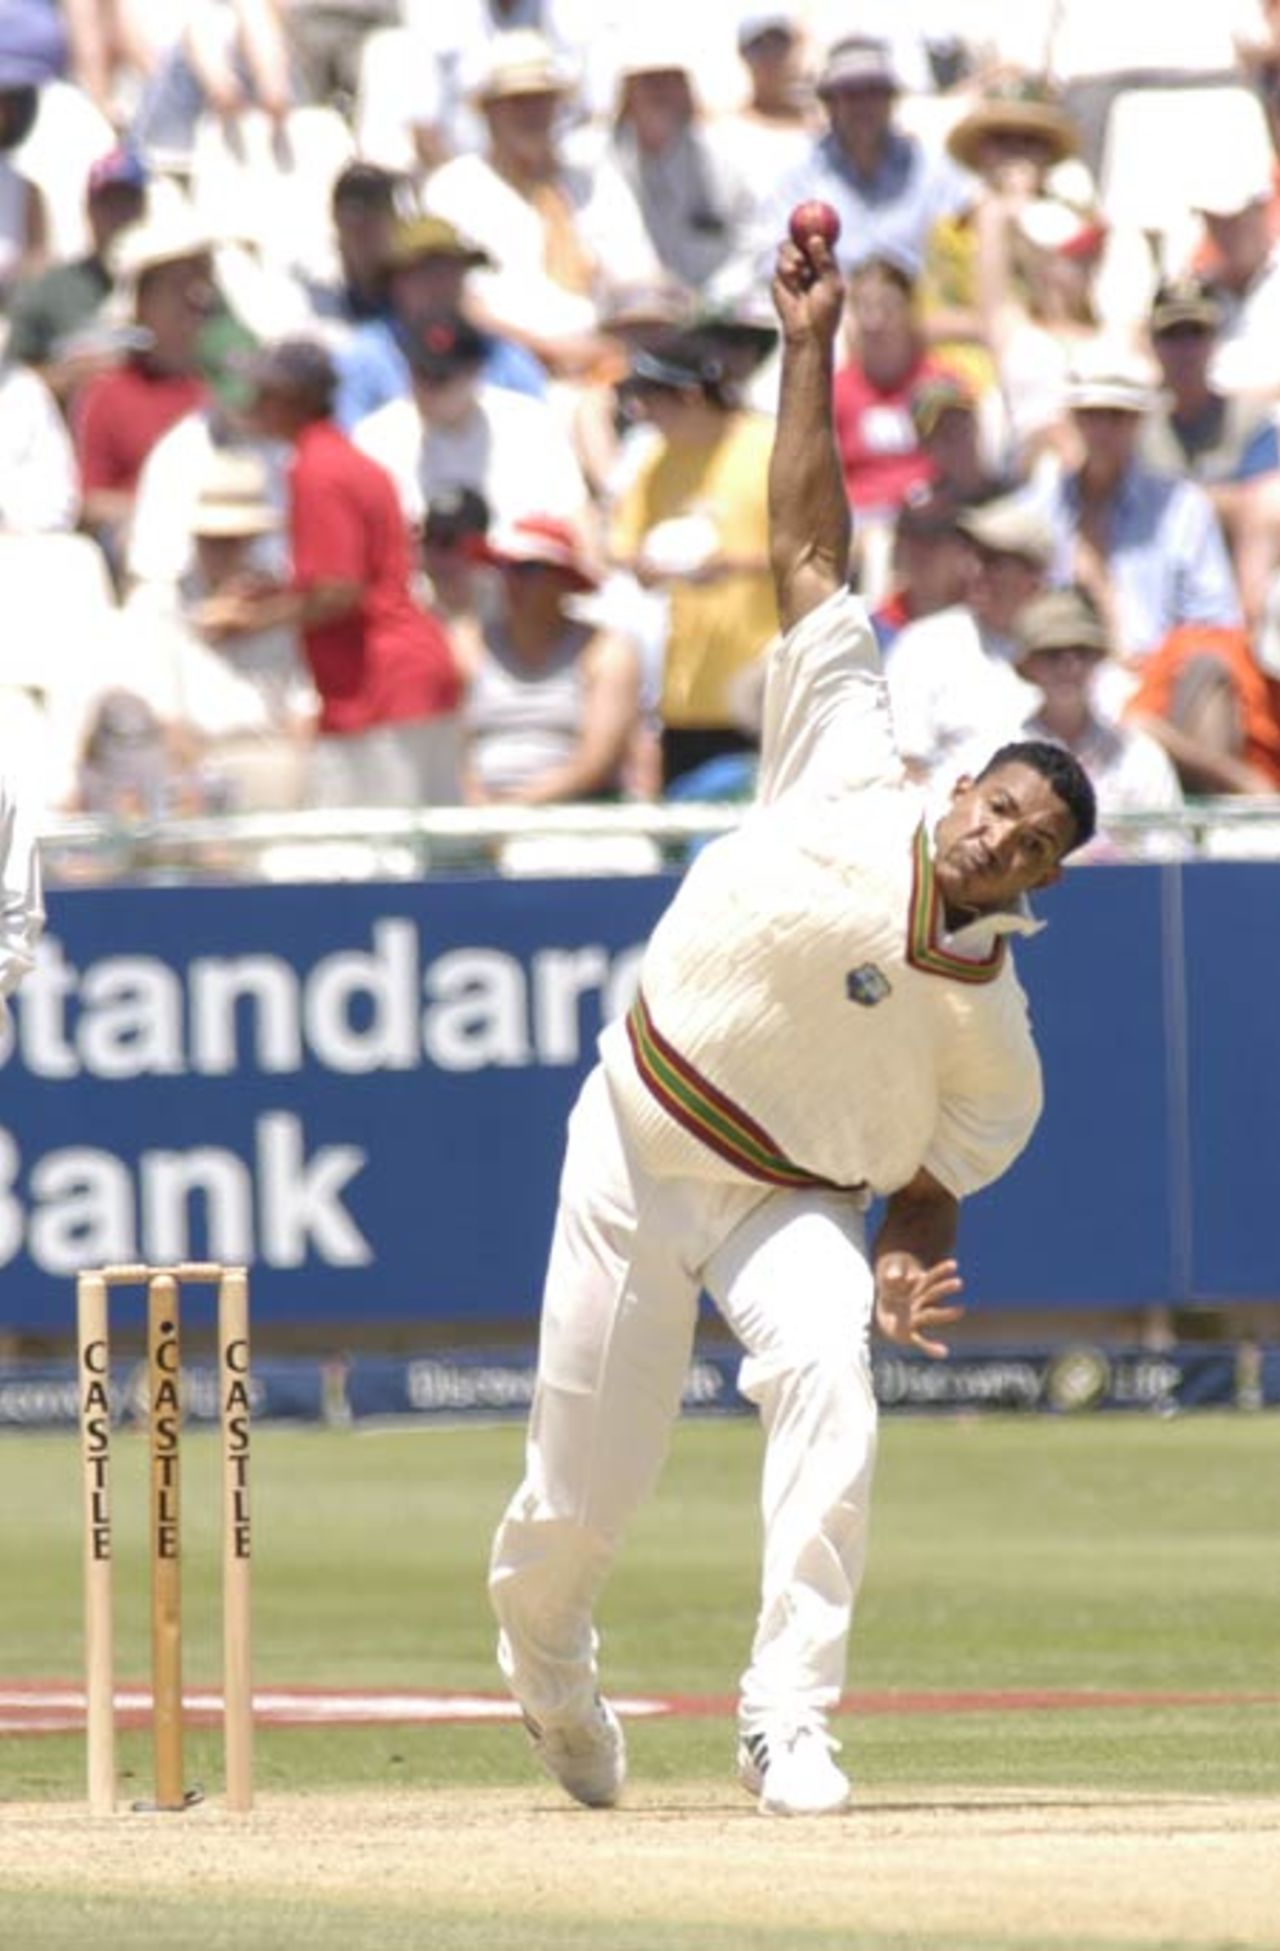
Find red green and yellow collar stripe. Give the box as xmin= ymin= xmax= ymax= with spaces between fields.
xmin=626 ymin=992 xmax=837 ymax=1189
xmin=906 ymin=823 xmax=1005 ymax=985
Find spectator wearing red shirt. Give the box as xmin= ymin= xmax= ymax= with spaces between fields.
xmin=832 ymin=250 xmax=956 ymax=519
xmin=231 ymin=338 xmax=462 ymax=809
xmin=73 ymin=205 xmax=216 ymax=571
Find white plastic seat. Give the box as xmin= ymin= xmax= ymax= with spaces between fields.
xmin=893 ymin=90 xmax=973 ymax=162
xmin=353 ymin=26 xmax=429 ymax=174
xmin=12 ymin=80 xmax=117 ymax=262
xmin=0 ymin=533 xmax=122 ymax=812
xmin=1099 ymin=85 xmax=1273 ymax=272
xmin=188 ymin=105 xmax=355 ymax=278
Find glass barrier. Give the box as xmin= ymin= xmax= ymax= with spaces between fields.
xmin=36 ymin=798 xmax=1280 ymax=886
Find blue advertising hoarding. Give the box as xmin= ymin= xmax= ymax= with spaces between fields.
xmin=0 ymin=861 xmax=1273 ymax=1332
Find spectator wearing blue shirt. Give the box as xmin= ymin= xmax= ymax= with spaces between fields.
xmin=759 ymin=36 xmax=974 ymax=286
xmin=1142 ymin=276 xmax=1280 ymax=486
xmin=1030 ymin=345 xmax=1243 ymax=666
xmin=334 ymin=214 xmax=546 ymax=431
xmin=1140 ymin=274 xmax=1280 ymax=631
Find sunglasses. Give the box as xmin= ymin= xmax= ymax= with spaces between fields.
xmin=1154 ymin=321 xmax=1214 ymax=343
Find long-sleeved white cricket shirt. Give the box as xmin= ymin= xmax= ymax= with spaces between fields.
xmin=600 ymin=588 xmax=1045 ymax=1201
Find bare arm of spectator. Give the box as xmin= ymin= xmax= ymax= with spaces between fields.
xmin=184 ymin=0 xmax=290 ymax=120
xmin=918 ymin=206 xmax=987 ymax=351
xmin=234 ymin=0 xmax=291 ymax=122
xmin=65 ymin=0 xmax=167 ymax=123
xmin=21 ymin=180 xmax=46 ymax=281
xmin=182 ymin=0 xmax=244 ymax=116
xmin=974 ymin=191 xmax=1023 ymax=363
xmin=62 ymin=0 xmax=117 ymax=123
xmin=1127 ymin=707 xmax=1276 ymax=794
xmin=1224 ymin=472 xmax=1280 ymax=630
xmin=199 ymin=577 xmax=362 ymax=636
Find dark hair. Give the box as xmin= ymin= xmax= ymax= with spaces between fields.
xmin=332 ymin=162 xmax=402 ymax=214
xmin=247 ymin=338 xmax=338 ymax=421
xmin=0 ymin=86 xmax=39 ymax=154
xmin=423 ymin=485 xmax=490 ymax=547
xmin=976 ymin=738 xmax=1097 ymax=855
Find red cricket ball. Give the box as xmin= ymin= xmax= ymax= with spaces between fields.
xmin=788 ymin=200 xmax=841 ymax=253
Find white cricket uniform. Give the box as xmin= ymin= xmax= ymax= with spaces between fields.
xmin=0 ymin=770 xmax=44 ymax=1049
xmin=489 ymin=589 xmax=1045 ymax=1739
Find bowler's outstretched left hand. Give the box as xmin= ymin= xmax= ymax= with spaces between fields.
xmin=874 ymin=1257 xmax=965 ymax=1359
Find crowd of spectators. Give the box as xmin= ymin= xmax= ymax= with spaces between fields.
xmin=4 ymin=1 xmax=1280 ymax=862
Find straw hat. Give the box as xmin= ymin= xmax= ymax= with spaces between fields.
xmin=614 ymin=24 xmax=697 ymax=83
xmin=469 ymin=29 xmax=576 ymax=103
xmin=191 ymin=452 xmax=279 ymax=538
xmin=1013 ymin=589 xmax=1110 ymax=663
xmin=947 ymin=77 xmax=1079 ymax=173
xmin=955 ymin=494 xmax=1055 ymax=567
xmin=108 ymin=201 xmax=214 ymax=284
xmin=1064 ymin=342 xmax=1159 ymax=415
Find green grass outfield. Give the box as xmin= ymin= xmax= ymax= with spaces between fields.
xmin=1 ymin=1412 xmax=1278 ymax=1948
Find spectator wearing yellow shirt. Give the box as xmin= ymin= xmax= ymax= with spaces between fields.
xmin=920 ymin=75 xmax=1083 ymax=395
xmin=609 ymin=341 xmax=777 ymax=789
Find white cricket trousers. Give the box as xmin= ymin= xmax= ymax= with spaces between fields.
xmin=488 ymin=1063 xmax=879 ymax=1736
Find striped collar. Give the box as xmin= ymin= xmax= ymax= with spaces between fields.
xmin=907 ymin=822 xmax=1039 ymax=983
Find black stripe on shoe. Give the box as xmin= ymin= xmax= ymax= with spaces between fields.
xmin=742 ymin=1730 xmax=771 ymax=1774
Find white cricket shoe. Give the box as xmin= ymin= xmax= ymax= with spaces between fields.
xmin=737 ymin=1724 xmax=852 ymax=1817
xmin=522 ymin=1696 xmax=626 ymax=1808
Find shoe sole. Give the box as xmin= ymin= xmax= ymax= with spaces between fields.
xmin=758 ymin=1786 xmax=852 ymax=1817
xmin=525 ymin=1708 xmax=625 ymax=1809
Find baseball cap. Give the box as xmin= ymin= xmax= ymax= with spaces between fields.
xmin=190 ymin=451 xmax=278 ymax=538
xmin=331 ymin=160 xmax=401 ymax=212
xmin=87 ymin=146 xmax=148 ymax=199
xmin=910 ymin=372 xmax=977 ymax=438
xmin=737 ymin=10 xmax=799 ymax=51
xmin=816 ymin=36 xmax=900 ymax=97
xmin=382 ymin=214 xmax=492 ymax=273
xmin=404 ymin=311 xmax=489 ymax=381
xmin=1013 ymin=588 xmax=1109 ymax=661
xmin=947 ymin=77 xmax=1079 ymax=174
xmin=1064 ymin=342 xmax=1158 ymax=415
xmin=1149 ymin=275 xmax=1224 ymax=336
xmin=614 ymin=26 xmax=696 ymax=82
xmin=469 ymin=28 xmax=577 ymax=101
xmin=485 ymin=514 xmax=600 ymax=590
xmin=955 ymin=493 xmax=1055 ymax=566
